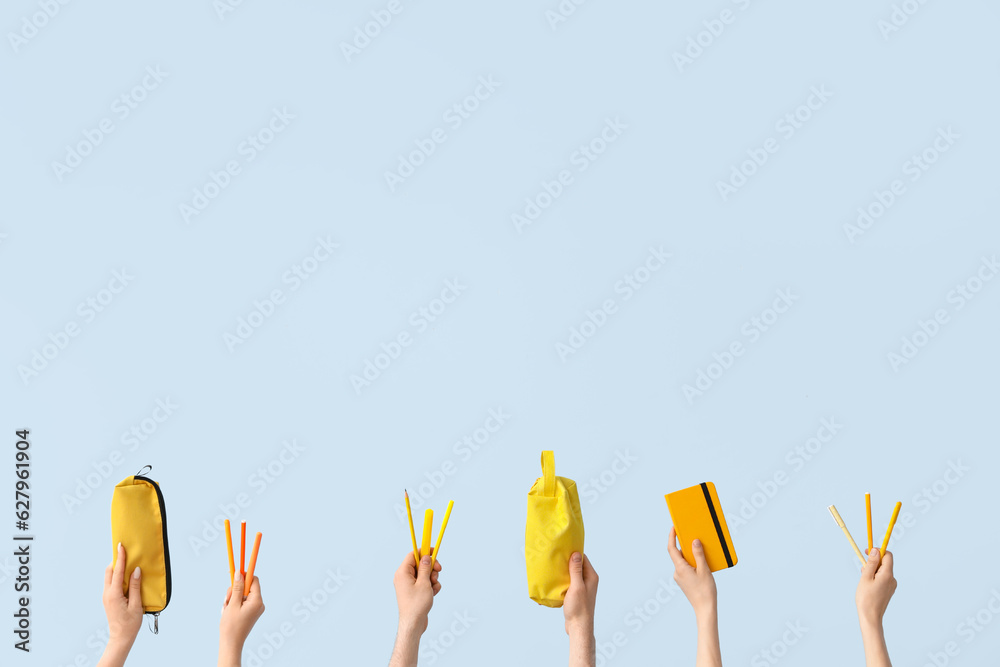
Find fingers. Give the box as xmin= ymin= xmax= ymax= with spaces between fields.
xmin=666 ymin=527 xmax=686 ymax=568
xmin=416 ymin=555 xmax=433 ymax=582
xmin=246 ymin=576 xmax=263 ymax=603
xmin=230 ymin=571 xmax=245 ymax=608
xmin=861 ymin=547 xmax=881 ymax=580
xmin=401 ymin=552 xmax=418 ymax=569
xmin=568 ymin=552 xmax=584 ymax=588
xmin=582 ymin=554 xmax=598 ymax=583
xmin=878 ymin=550 xmax=894 ymax=577
xmin=691 ymin=539 xmax=709 ymax=574
xmin=104 ymin=563 xmax=114 ymax=589
xmin=432 ymin=580 xmax=442 ymax=595
xmin=111 ymin=543 xmax=127 ymax=594
xmin=127 ymin=567 xmax=143 ymax=612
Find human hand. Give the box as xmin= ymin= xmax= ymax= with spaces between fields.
xmin=103 ymin=543 xmax=144 ymax=650
xmin=856 ymin=548 xmax=896 ymax=627
xmin=219 ymin=572 xmax=265 ymax=667
xmin=667 ymin=527 xmax=718 ymax=620
xmin=563 ymin=552 xmax=599 ymax=636
xmin=393 ymin=552 xmax=442 ymax=636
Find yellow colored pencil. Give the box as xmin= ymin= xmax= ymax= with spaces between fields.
xmin=879 ymin=502 xmax=902 ymax=557
xmin=405 ymin=490 xmax=420 ymax=568
xmin=420 ymin=509 xmax=433 ymax=559
xmin=865 ymin=493 xmax=873 ymax=553
xmin=828 ymin=505 xmax=865 ymax=564
xmin=225 ymin=519 xmax=235 ymax=585
xmin=430 ymin=500 xmax=454 ymax=567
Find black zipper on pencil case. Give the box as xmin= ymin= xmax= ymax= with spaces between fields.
xmin=700 ymin=482 xmax=733 ymax=568
xmin=135 ymin=475 xmax=172 ymax=611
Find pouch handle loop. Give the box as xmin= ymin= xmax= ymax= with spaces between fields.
xmin=541 ymin=451 xmax=556 ymax=497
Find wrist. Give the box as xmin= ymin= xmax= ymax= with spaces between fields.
xmin=565 ymin=617 xmax=595 ymax=637
xmin=397 ymin=615 xmax=427 ymax=638
xmin=218 ymin=644 xmax=242 ymax=667
xmin=859 ymin=614 xmax=885 ymax=634
xmin=105 ymin=635 xmax=135 ymax=653
xmin=694 ymin=600 xmax=718 ymax=624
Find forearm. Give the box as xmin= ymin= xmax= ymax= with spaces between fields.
xmin=695 ymin=607 xmax=722 ymax=667
xmin=568 ymin=624 xmax=596 ymax=667
xmin=859 ymin=619 xmax=892 ymax=667
xmin=96 ymin=640 xmax=133 ymax=667
xmin=389 ymin=621 xmax=423 ymax=667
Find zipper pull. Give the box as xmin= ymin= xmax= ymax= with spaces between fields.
xmin=135 ymin=465 xmax=152 ymax=477
xmin=154 ymin=612 xmax=159 ymax=635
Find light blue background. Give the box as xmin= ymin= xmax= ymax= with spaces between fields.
xmin=2 ymin=1 xmax=999 ymax=665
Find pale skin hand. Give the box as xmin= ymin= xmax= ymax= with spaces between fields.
xmin=563 ymin=552 xmax=598 ymax=667
xmin=388 ymin=551 xmax=442 ymax=667
xmin=97 ymin=543 xmax=144 ymax=667
xmin=856 ymin=548 xmax=896 ymax=667
xmin=218 ymin=572 xmax=265 ymax=667
xmin=667 ymin=527 xmax=722 ymax=667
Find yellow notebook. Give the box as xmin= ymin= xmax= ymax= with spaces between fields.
xmin=664 ymin=482 xmax=737 ymax=572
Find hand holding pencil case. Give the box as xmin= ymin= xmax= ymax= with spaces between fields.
xmin=525 ymin=451 xmax=585 ymax=607
xmin=111 ymin=470 xmax=172 ymax=626
xmin=664 ymin=481 xmax=737 ymax=572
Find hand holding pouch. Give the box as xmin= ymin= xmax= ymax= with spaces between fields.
xmin=525 ymin=451 xmax=585 ymax=607
xmin=111 ymin=472 xmax=172 ymax=625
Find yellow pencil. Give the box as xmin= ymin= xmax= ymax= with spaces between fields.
xmin=879 ymin=502 xmax=902 ymax=557
xmin=405 ymin=490 xmax=420 ymax=568
xmin=430 ymin=500 xmax=454 ymax=567
xmin=865 ymin=493 xmax=873 ymax=553
xmin=420 ymin=509 xmax=433 ymax=559
xmin=828 ymin=505 xmax=865 ymax=564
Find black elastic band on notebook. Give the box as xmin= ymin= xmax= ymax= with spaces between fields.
xmin=700 ymin=482 xmax=733 ymax=568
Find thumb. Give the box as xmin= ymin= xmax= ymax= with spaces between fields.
xmin=691 ymin=539 xmax=709 ymax=573
xmin=127 ymin=567 xmax=143 ymax=612
xmin=416 ymin=555 xmax=433 ymax=582
xmin=862 ymin=547 xmax=881 ymax=579
xmin=568 ymin=552 xmax=584 ymax=588
xmin=230 ymin=571 xmax=245 ymax=607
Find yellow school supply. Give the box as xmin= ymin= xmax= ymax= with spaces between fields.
xmin=665 ymin=482 xmax=738 ymax=572
xmin=525 ymin=451 xmax=585 ymax=607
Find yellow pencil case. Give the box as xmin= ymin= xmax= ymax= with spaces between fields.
xmin=525 ymin=451 xmax=585 ymax=607
xmin=664 ymin=481 xmax=738 ymax=572
xmin=111 ymin=470 xmax=171 ymax=627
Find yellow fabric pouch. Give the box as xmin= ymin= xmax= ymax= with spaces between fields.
xmin=111 ymin=470 xmax=171 ymax=628
xmin=525 ymin=451 xmax=585 ymax=607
